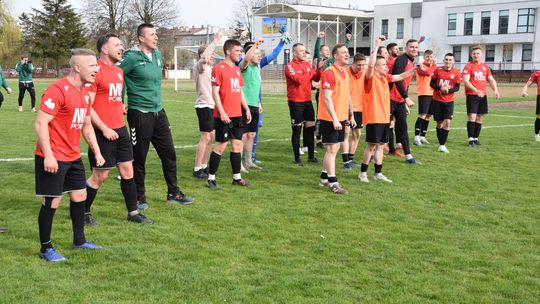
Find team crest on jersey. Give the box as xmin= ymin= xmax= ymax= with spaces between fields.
xmin=450 ymin=74 xmax=455 ymax=79
xmin=482 ymin=66 xmax=486 ymax=71
xmin=323 ymin=81 xmax=331 ymax=88
xmin=44 ymin=98 xmax=55 ymax=110
xmin=118 ymin=73 xmax=123 ymax=81
xmin=64 ymin=86 xmax=69 ymax=91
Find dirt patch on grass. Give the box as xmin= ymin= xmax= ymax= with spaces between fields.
xmin=490 ymin=101 xmax=535 ymax=109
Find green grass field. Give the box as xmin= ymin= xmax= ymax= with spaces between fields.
xmin=0 ymin=79 xmax=538 ymax=303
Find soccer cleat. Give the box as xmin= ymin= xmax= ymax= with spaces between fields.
xmin=388 ymin=151 xmax=405 ymax=158
xmin=343 ymin=162 xmax=352 ymax=171
xmin=127 ymin=213 xmax=154 ymax=224
xmin=373 ymin=173 xmax=393 ymax=183
xmin=474 ymin=140 xmax=481 ymax=145
xmin=137 ymin=201 xmax=149 ymax=211
xmin=535 ymin=134 xmax=540 ymax=142
xmin=84 ymin=213 xmax=98 ymax=227
xmin=413 ymin=137 xmax=423 ymax=146
xmin=438 ymin=145 xmax=450 ymax=153
xmin=39 ymin=248 xmax=67 ymax=262
xmin=420 ymin=137 xmax=430 ymax=145
xmin=319 ymin=180 xmax=330 ymax=187
xmin=468 ymin=140 xmax=476 ymax=148
xmin=232 ymin=178 xmax=251 ymax=187
xmin=193 ymin=169 xmax=208 ymax=179
xmin=244 ymin=161 xmax=262 ymax=170
xmin=203 ymin=167 xmax=209 ymax=174
xmin=350 ymin=161 xmax=361 ymax=168
xmin=294 ymin=158 xmax=303 ymax=166
xmin=308 ymin=157 xmax=318 ymax=163
xmin=167 ymin=191 xmax=195 ymax=205
xmin=358 ymin=172 xmax=369 ymax=183
xmin=405 ymin=157 xmax=421 ymax=164
xmin=73 ymin=242 xmax=103 ymax=250
xmin=329 ymin=183 xmax=348 ymax=194
xmin=206 ymin=179 xmax=221 ymax=190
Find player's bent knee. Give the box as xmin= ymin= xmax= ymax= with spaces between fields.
xmin=117 ymin=162 xmax=134 ymax=179
xmin=69 ymin=190 xmax=87 ymax=202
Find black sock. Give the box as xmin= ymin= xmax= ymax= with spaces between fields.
xmin=328 ymin=176 xmax=338 ymax=183
xmin=292 ymin=126 xmax=302 ymax=160
xmin=38 ymin=197 xmax=57 ymax=252
xmin=474 ymin=122 xmax=482 ymax=138
xmin=421 ymin=119 xmax=430 ymax=137
xmin=85 ymin=184 xmax=98 ymax=213
xmin=535 ymin=118 xmax=540 ymax=134
xmin=341 ymin=153 xmax=350 ymax=163
xmin=121 ymin=178 xmax=138 ymax=213
xmin=70 ymin=200 xmax=86 ymax=246
xmin=441 ymin=129 xmax=449 ymax=145
xmin=209 ymin=151 xmax=221 ymax=175
xmin=320 ymin=171 xmax=328 ymax=180
xmin=388 ymin=128 xmax=395 ymax=152
xmin=361 ymin=163 xmax=368 ymax=173
xmin=414 ymin=118 xmax=423 ymax=136
xmin=436 ymin=128 xmax=443 ymax=145
xmin=230 ymin=152 xmax=241 ymax=175
xmin=303 ymin=125 xmax=315 ymax=159
xmin=374 ymin=164 xmax=382 ymax=174
xmin=349 ymin=153 xmax=355 ymax=161
xmin=467 ymin=121 xmax=475 ymax=138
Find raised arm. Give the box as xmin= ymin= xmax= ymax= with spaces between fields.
xmin=240 ymin=38 xmax=264 ymax=70
xmin=260 ymin=40 xmax=285 ymax=68
xmin=198 ymin=32 xmax=222 ymax=73
xmin=365 ymin=36 xmax=385 ymax=80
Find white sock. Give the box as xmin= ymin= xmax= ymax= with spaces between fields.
xmin=468 ymin=137 xmax=474 ymax=141
xmin=405 ymin=154 xmax=413 ymax=160
xmin=208 ymin=174 xmax=216 ymax=181
xmin=233 ymin=173 xmax=241 ymax=180
xmin=201 ymin=164 xmax=207 ymax=169
xmin=194 ymin=166 xmax=202 ymax=172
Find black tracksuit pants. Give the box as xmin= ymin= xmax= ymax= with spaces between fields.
xmin=18 ymin=82 xmax=36 ymax=108
xmin=391 ymin=101 xmax=411 ymax=155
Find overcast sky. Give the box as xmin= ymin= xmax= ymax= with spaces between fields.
xmin=8 ymin=0 xmax=417 ymax=28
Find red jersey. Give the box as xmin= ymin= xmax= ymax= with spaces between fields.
xmin=88 ymin=59 xmax=125 ymax=129
xmin=318 ymin=65 xmax=351 ymax=122
xmin=285 ymin=58 xmax=320 ymax=102
xmin=35 ymin=78 xmax=92 ymax=161
xmin=416 ymin=62 xmax=437 ymax=96
xmin=432 ymin=67 xmax=462 ymax=103
xmin=212 ymin=61 xmax=244 ymax=118
xmin=390 ymin=54 xmax=415 ymax=102
xmin=387 ymin=56 xmax=397 ymax=75
xmin=348 ymin=67 xmax=364 ymax=112
xmin=527 ymin=71 xmax=540 ymax=95
xmin=462 ymin=62 xmax=492 ymax=95
xmin=363 ymin=73 xmax=394 ymax=124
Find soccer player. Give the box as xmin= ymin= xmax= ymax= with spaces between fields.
xmin=414 ymin=49 xmax=437 ymax=146
xmin=35 ymin=48 xmax=104 ymax=262
xmin=83 ymin=34 xmax=153 ymax=226
xmin=389 ymin=39 xmax=421 ymax=164
xmin=318 ymin=43 xmax=356 ymax=194
xmin=207 ymin=39 xmax=252 ymax=189
xmin=521 ymin=69 xmax=540 ymax=141
xmin=0 ymin=66 xmax=13 ymax=109
xmin=462 ymin=46 xmax=500 ymax=147
xmin=193 ymin=32 xmax=222 ymax=179
xmin=430 ymin=53 xmax=461 ymax=153
xmin=386 ymin=42 xmax=400 ymax=75
xmin=119 ymin=23 xmax=194 ymax=209
xmin=359 ymin=37 xmax=418 ymax=183
xmin=15 ymin=56 xmax=36 ymax=112
xmin=285 ymin=43 xmax=321 ymax=166
xmin=240 ymin=38 xmax=265 ymax=169
xmin=344 ymin=53 xmax=367 ymax=169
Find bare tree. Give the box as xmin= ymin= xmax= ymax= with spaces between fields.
xmin=129 ymin=0 xmax=179 ymax=27
xmin=82 ymin=0 xmax=131 ymax=34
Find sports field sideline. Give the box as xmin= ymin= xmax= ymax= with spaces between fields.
xmin=0 ymin=79 xmax=538 ymax=303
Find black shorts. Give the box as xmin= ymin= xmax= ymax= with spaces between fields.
xmin=418 ymin=95 xmax=433 ymax=115
xmin=536 ymin=95 xmax=540 ymax=115
xmin=288 ymin=101 xmax=315 ymax=125
xmin=89 ymin=126 xmax=133 ymax=169
xmin=353 ymin=112 xmax=363 ymax=129
xmin=35 ymin=156 xmax=86 ymax=197
xmin=196 ymin=107 xmax=215 ymax=132
xmin=319 ymin=120 xmax=346 ymax=144
xmin=215 ymin=117 xmax=244 ymax=142
xmin=466 ymin=95 xmax=488 ymax=115
xmin=432 ymin=100 xmax=455 ymax=121
xmin=365 ymin=123 xmax=390 ymax=144
xmin=243 ymin=106 xmax=260 ymax=133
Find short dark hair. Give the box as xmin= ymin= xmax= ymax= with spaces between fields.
xmin=197 ymin=45 xmax=207 ymax=58
xmin=377 ymin=46 xmax=387 ymax=55
xmin=332 ymin=43 xmax=346 ymax=56
xmin=353 ymin=53 xmax=366 ymax=62
xmin=444 ymin=53 xmax=454 ymax=58
xmin=223 ymin=39 xmax=241 ymax=55
xmin=137 ymin=23 xmax=154 ymax=37
xmin=96 ymin=33 xmax=119 ymax=53
xmin=376 ymin=56 xmax=386 ymax=63
xmin=386 ymin=43 xmax=397 ymax=51
xmin=292 ymin=43 xmax=304 ymax=51
xmin=243 ymin=41 xmax=255 ymax=53
xmin=320 ymin=44 xmax=329 ymax=51
xmin=406 ymin=39 xmax=418 ymax=46
xmin=424 ymin=49 xmax=433 ymax=56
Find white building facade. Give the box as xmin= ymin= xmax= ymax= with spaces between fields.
xmin=373 ymin=0 xmax=540 ymax=70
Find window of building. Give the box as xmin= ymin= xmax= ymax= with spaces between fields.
xmin=502 ymin=45 xmax=513 ymax=62
xmin=522 ymin=44 xmax=533 ymax=61
xmin=485 ymin=45 xmax=495 ymax=62
xmin=464 ymin=12 xmax=474 ymax=35
xmin=448 ymin=13 xmax=457 ymax=36
xmin=381 ymin=19 xmax=388 ymax=37
xmin=498 ymin=10 xmax=509 ymax=34
xmin=397 ymin=18 xmax=404 ymax=39
xmin=517 ymin=8 xmax=536 ymax=33
xmin=362 ymin=22 xmax=370 ymax=40
xmin=481 ymin=11 xmax=490 ymax=35
xmin=453 ymin=46 xmax=462 ymax=62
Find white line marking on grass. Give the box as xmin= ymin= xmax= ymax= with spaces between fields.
xmin=173 ymin=137 xmax=289 ymax=150
xmin=0 ymin=157 xmax=34 ymax=162
xmin=454 ymin=112 xmax=531 ymax=119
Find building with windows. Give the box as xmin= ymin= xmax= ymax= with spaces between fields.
xmin=373 ymin=0 xmax=539 ymax=70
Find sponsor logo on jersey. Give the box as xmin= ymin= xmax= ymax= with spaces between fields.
xmin=70 ymin=108 xmax=87 ymax=129
xmin=439 ymin=79 xmax=450 ymax=87
xmin=231 ymin=78 xmax=241 ymax=93
xmin=44 ymin=98 xmax=55 ymax=110
xmin=473 ymin=71 xmax=486 ymax=81
xmin=108 ymin=83 xmax=123 ymax=102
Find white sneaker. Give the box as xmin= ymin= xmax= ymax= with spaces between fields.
xmin=413 ymin=137 xmax=423 ymax=146
xmin=358 ymin=172 xmax=369 ymax=183
xmin=420 ymin=137 xmax=430 ymax=145
xmin=438 ymin=145 xmax=449 ymax=153
xmin=373 ymin=173 xmax=393 ymax=183
xmin=244 ymin=161 xmax=262 ymax=170
xmin=535 ymin=134 xmax=540 ymax=142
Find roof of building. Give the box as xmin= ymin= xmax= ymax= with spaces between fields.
xmin=253 ymin=3 xmax=373 ymax=22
